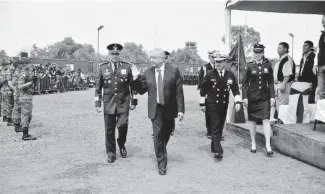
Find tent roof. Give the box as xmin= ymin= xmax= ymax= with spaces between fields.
xmin=226 ymin=0 xmax=325 ymax=15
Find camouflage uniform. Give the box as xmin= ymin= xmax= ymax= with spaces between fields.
xmin=18 ymin=67 xmax=37 ymax=140
xmin=3 ymin=66 xmax=15 ymax=125
xmin=11 ymin=68 xmax=22 ymax=131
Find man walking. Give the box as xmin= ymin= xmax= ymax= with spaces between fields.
xmin=133 ymin=48 xmax=185 ymax=175
xmin=198 ymin=51 xmax=216 ymax=139
xmin=95 ymin=43 xmax=138 ymax=163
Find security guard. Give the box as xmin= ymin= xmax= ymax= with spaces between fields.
xmin=199 ymin=50 xmax=241 ymax=160
xmin=95 ymin=43 xmax=139 ymax=163
xmin=242 ymin=44 xmax=275 ymax=156
xmin=17 ymin=64 xmax=38 ymax=140
xmin=198 ymin=51 xmax=216 ymax=138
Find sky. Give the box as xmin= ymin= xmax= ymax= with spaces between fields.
xmin=0 ymin=0 xmax=324 ymax=62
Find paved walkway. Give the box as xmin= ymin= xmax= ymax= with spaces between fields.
xmin=0 ymin=87 xmax=325 ymax=194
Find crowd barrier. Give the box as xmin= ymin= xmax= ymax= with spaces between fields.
xmin=30 ymin=75 xmax=94 ymax=95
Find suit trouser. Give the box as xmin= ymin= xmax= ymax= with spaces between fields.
xmin=317 ymin=66 xmax=325 ymax=100
xmin=151 ymin=104 xmax=174 ymax=170
xmin=209 ymin=109 xmax=227 ymax=154
xmin=104 ymin=112 xmax=128 ymax=157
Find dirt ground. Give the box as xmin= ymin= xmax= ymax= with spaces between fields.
xmin=0 ymin=86 xmax=325 ymax=194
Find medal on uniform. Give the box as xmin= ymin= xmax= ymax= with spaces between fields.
xmin=252 ymin=70 xmax=257 ymax=75
xmin=108 ymin=80 xmax=111 ymax=84
xmin=264 ymin=68 xmax=268 ymax=73
xmin=121 ymin=69 xmax=126 ymax=75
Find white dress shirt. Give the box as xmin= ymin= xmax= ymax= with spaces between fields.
xmin=155 ymin=63 xmax=165 ymax=104
xmin=273 ymin=53 xmax=293 ymax=82
xmin=300 ymin=51 xmax=312 ymax=76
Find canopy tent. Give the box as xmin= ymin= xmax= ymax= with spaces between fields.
xmin=224 ymin=0 xmax=325 ymax=52
xmin=224 ymin=0 xmax=324 ymax=123
xmin=226 ymin=0 xmax=325 ymax=15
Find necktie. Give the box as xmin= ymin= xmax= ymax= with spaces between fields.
xmin=114 ymin=62 xmax=118 ymax=74
xmin=157 ymin=69 xmax=164 ymax=105
xmin=219 ymin=71 xmax=223 ymax=78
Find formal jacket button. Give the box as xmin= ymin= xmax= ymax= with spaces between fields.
xmin=259 ymin=86 xmax=262 ymax=89
xmin=217 ymin=94 xmax=219 ymax=97
xmin=223 ymin=101 xmax=226 ymax=103
xmin=224 ymin=89 xmax=227 ymax=91
xmin=115 ymin=82 xmax=117 ymax=84
xmin=259 ymin=76 xmax=261 ymax=79
xmin=216 ymin=100 xmax=219 ymax=103
xmin=224 ymin=95 xmax=226 ymax=97
xmin=217 ymin=89 xmax=219 ymax=91
xmin=259 ymin=81 xmax=262 ymax=84
xmin=213 ymin=85 xmax=215 ymax=88
xmin=259 ymin=71 xmax=261 ymax=74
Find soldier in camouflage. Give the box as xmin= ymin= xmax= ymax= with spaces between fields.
xmin=2 ymin=62 xmax=14 ymax=125
xmin=17 ymin=65 xmax=38 ymax=140
xmin=11 ymin=62 xmax=23 ymax=132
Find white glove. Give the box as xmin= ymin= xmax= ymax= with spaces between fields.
xmin=96 ymin=107 xmax=102 ymax=113
xmin=131 ymin=64 xmax=140 ymax=80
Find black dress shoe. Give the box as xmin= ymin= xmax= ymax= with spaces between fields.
xmin=107 ymin=156 xmax=115 ymax=163
xmin=119 ymin=146 xmax=127 ymax=158
xmin=206 ymin=133 xmax=212 ymax=139
xmin=214 ymin=153 xmax=223 ymax=160
xmin=250 ymin=148 xmax=257 ymax=153
xmin=265 ymin=148 xmax=273 ymax=157
xmin=158 ymin=169 xmax=166 ymax=175
xmin=22 ymin=134 xmax=37 ymax=141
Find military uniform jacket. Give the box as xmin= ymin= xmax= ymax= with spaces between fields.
xmin=3 ymin=69 xmax=14 ymax=95
xmin=200 ymin=69 xmax=240 ymax=111
xmin=95 ymin=61 xmax=137 ymax=114
xmin=242 ymin=58 xmax=275 ymax=102
xmin=198 ymin=63 xmax=213 ymax=89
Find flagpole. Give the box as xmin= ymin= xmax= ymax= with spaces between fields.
xmin=238 ymin=35 xmax=240 ymax=84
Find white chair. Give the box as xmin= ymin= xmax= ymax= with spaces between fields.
xmin=278 ymin=82 xmax=313 ymax=124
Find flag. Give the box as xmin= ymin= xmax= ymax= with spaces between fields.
xmin=228 ymin=34 xmax=246 ymax=84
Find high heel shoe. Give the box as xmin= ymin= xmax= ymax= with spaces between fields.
xmin=265 ymin=147 xmax=273 ymax=157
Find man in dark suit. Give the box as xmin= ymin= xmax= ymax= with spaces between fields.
xmin=200 ymin=50 xmax=241 ymax=160
xmin=133 ymin=48 xmax=185 ymax=175
xmin=298 ymin=41 xmax=317 ymax=103
xmin=95 ymin=43 xmax=138 ymax=163
xmin=198 ymin=51 xmax=216 ymax=139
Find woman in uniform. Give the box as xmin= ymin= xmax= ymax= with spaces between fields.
xmin=242 ymin=44 xmax=275 ymax=156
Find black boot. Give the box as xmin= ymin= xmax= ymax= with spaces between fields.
xmin=22 ymin=127 xmax=37 ymax=141
xmin=7 ymin=118 xmax=14 ymax=126
xmin=14 ymin=123 xmax=23 ymax=132
xmin=3 ymin=116 xmax=7 ymax=122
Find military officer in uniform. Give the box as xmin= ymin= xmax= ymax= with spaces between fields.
xmin=242 ymin=44 xmax=275 ymax=156
xmin=200 ymin=50 xmax=241 ymax=160
xmin=95 ymin=43 xmax=139 ymax=163
xmin=198 ymin=51 xmax=216 ymax=139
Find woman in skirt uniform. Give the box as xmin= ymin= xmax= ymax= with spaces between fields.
xmin=242 ymin=44 xmax=275 ymax=156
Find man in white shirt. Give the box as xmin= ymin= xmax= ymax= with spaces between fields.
xmin=273 ymin=42 xmax=295 ymax=115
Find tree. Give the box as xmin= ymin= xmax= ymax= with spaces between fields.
xmin=119 ymin=42 xmax=150 ymax=63
xmin=169 ymin=41 xmax=204 ymax=65
xmin=222 ymin=25 xmax=261 ymax=59
xmin=0 ymin=49 xmax=8 ymax=60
